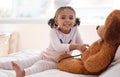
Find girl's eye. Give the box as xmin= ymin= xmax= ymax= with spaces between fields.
xmin=69 ymin=15 xmax=75 ymax=20
xmin=69 ymin=17 xmax=74 ymax=20
xmin=61 ymin=17 xmax=65 ymax=19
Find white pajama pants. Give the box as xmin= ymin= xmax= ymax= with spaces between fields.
xmin=17 ymin=53 xmax=57 ymax=76
xmin=24 ymin=60 xmax=57 ymax=75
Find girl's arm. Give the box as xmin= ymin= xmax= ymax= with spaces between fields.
xmin=70 ymin=27 xmax=89 ymax=52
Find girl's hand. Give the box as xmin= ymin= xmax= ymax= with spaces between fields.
xmin=69 ymin=44 xmax=89 ymax=52
xmin=77 ymin=44 xmax=89 ymax=52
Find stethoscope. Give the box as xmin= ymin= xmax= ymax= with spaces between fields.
xmin=57 ymin=54 xmax=82 ymax=63
xmin=55 ymin=28 xmax=74 ymax=44
xmin=59 ymin=38 xmax=72 ymax=44
xmin=55 ymin=28 xmax=82 ymax=63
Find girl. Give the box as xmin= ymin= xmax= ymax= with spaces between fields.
xmin=12 ymin=6 xmax=89 ymax=77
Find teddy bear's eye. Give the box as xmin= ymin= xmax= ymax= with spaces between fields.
xmin=96 ymin=25 xmax=100 ymax=30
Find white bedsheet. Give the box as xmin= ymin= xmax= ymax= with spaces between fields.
xmin=0 ymin=69 xmax=97 ymax=77
xmin=0 ymin=49 xmax=120 ymax=77
xmin=0 ymin=69 xmax=15 ymax=77
xmin=99 ymin=59 xmax=120 ymax=77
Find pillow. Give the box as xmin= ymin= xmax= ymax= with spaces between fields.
xmin=0 ymin=32 xmax=18 ymax=56
xmin=0 ymin=34 xmax=10 ymax=56
xmin=9 ymin=32 xmax=19 ymax=54
xmin=110 ymin=45 xmax=120 ymax=66
xmin=114 ymin=45 xmax=120 ymax=61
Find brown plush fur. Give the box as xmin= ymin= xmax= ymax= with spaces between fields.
xmin=57 ymin=10 xmax=120 ymax=75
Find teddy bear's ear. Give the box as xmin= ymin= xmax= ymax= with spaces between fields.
xmin=104 ymin=15 xmax=120 ymax=45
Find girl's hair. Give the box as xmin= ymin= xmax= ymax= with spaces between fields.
xmin=48 ymin=6 xmax=80 ymax=28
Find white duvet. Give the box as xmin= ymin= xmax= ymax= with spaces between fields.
xmin=0 ymin=49 xmax=120 ymax=77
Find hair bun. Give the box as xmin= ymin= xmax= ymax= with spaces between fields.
xmin=48 ymin=18 xmax=55 ymax=28
xmin=75 ymin=18 xmax=80 ymax=26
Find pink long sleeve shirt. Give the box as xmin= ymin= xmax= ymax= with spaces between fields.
xmin=42 ymin=26 xmax=83 ymax=62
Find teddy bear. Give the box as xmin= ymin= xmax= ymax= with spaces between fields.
xmin=57 ymin=9 xmax=120 ymax=75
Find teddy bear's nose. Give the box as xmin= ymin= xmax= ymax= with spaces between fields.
xmin=96 ymin=25 xmax=100 ymax=30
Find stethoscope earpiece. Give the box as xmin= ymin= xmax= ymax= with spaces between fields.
xmin=59 ymin=39 xmax=72 ymax=44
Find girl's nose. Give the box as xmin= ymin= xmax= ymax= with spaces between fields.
xmin=66 ymin=18 xmax=70 ymax=21
xmin=65 ymin=19 xmax=71 ymax=23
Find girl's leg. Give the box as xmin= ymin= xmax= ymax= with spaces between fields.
xmin=14 ymin=53 xmax=42 ymax=70
xmin=1 ymin=52 xmax=42 ymax=70
xmin=24 ymin=60 xmax=57 ymax=75
xmin=12 ymin=62 xmax=25 ymax=77
xmin=11 ymin=53 xmax=44 ymax=77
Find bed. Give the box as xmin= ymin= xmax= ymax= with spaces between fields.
xmin=0 ymin=47 xmax=120 ymax=77
xmin=0 ymin=32 xmax=120 ymax=77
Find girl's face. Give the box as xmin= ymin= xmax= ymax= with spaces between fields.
xmin=55 ymin=8 xmax=76 ymax=34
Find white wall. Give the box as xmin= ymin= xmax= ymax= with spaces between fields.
xmin=79 ymin=25 xmax=99 ymax=44
xmin=0 ymin=23 xmax=99 ymax=52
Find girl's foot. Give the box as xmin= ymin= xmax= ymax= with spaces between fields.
xmin=12 ymin=61 xmax=25 ymax=77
